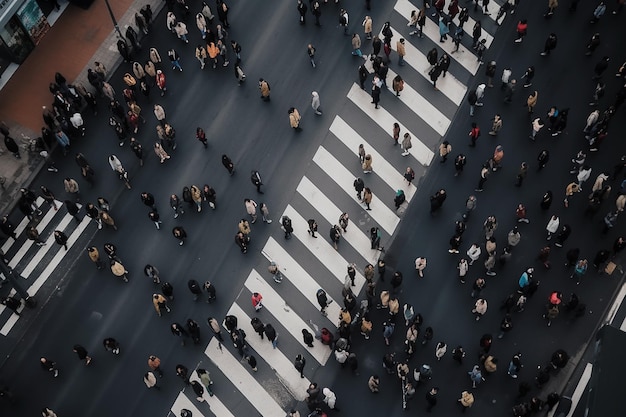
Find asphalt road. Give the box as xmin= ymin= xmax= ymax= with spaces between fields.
xmin=1 ymin=0 xmax=625 ymax=417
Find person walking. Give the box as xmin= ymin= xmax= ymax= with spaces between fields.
xmin=53 ymin=230 xmax=69 ymax=250
xmin=288 ymin=107 xmax=302 ymax=131
xmin=251 ymin=170 xmax=264 ymax=193
xmin=40 ymin=357 xmax=59 ymax=377
xmin=153 ymin=294 xmax=171 ymax=316
xmin=72 ymin=344 xmax=92 ymax=365
xmin=310 ymin=91 xmax=322 ymax=115
xmin=295 ymin=354 xmax=306 ymax=378
xmin=173 ymin=226 xmax=187 ymax=245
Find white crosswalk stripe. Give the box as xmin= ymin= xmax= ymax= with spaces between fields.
xmin=205 ymin=338 xmax=286 ymax=417
xmin=173 ymin=1 xmax=510 ymax=414
xmin=346 ymin=85 xmax=436 ymax=166
xmin=395 ymin=0 xmax=495 ymax=48
xmin=0 ymin=196 xmax=94 ymax=335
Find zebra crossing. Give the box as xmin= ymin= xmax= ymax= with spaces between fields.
xmin=168 ymin=1 xmax=505 ymax=415
xmin=0 ymin=197 xmax=92 ymax=336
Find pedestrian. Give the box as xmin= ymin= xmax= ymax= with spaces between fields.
xmin=359 ymin=187 xmax=372 ymax=210
xmin=316 ymin=288 xmax=330 ymax=316
xmin=144 ymin=372 xmax=160 ymax=390
xmin=368 ymin=375 xmax=380 ymax=393
xmin=190 ymin=380 xmax=205 ymax=401
xmin=188 ymin=279 xmax=202 ymax=301
xmin=415 ymin=257 xmax=427 ymax=277
xmin=220 ymin=154 xmax=235 ymax=176
xmin=305 ymin=93 xmax=322 ymax=119
xmin=439 ymin=141 xmax=452 ymax=162
xmin=171 ymin=322 xmax=189 ymax=346
xmin=73 ymin=344 xmax=92 ymax=365
xmin=430 ymin=189 xmax=447 ymax=213
xmin=514 ymin=19 xmax=528 ymax=43
xmin=591 ymin=1 xmax=607 ymax=23
xmin=288 ymin=107 xmax=302 ymax=131
xmin=39 ymin=357 xmax=59 ymax=377
xmin=103 ymin=337 xmax=120 ymax=354
xmin=245 ymin=355 xmax=258 ymax=372
xmin=250 ymin=170 xmax=264 ymax=193
xmin=259 ymin=78 xmax=271 ymax=101
xmin=330 ymin=225 xmax=341 ymax=250
xmin=472 ymin=299 xmax=487 ymax=320
xmin=541 ymin=33 xmax=558 ymax=56
xmin=264 ymin=323 xmax=278 ymax=349
xmin=475 ymin=164 xmax=489 ymax=192
xmin=371 ymin=77 xmax=381 ymax=108
xmin=515 ymin=162 xmax=528 ymax=186
xmin=362 ymin=154 xmax=373 ymax=173
xmin=173 ymin=226 xmax=187 ymax=246
xmin=489 ymin=115 xmax=503 ymax=136
xmin=295 ymin=354 xmax=306 ymax=378
xmin=468 ymin=365 xmax=484 ymax=387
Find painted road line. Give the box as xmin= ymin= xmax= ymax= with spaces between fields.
xmin=262 ymin=237 xmax=343 ymax=324
xmin=566 ymin=362 xmax=593 ymax=417
xmin=1 ymin=216 xmax=91 ymax=335
xmin=206 ymin=337 xmax=286 ymax=417
xmin=243 ymin=269 xmax=333 ymax=365
xmin=384 ymin=26 xmax=467 ymax=105
xmin=605 ymin=282 xmax=626 ymax=325
xmin=283 ymin=204 xmax=379 ymax=283
xmin=330 ymin=115 xmax=425 ymax=190
xmin=386 ymin=66 xmax=451 ymax=136
xmin=228 ymin=303 xmax=310 ymax=399
xmin=312 ymin=147 xmax=400 ymax=234
xmin=171 ymin=391 xmax=211 ymax=417
xmin=297 ymin=175 xmax=387 ymax=261
xmin=8 ymin=203 xmax=61 ymax=269
xmin=346 ymin=85 xmax=436 ymax=167
xmin=21 ymin=213 xmax=74 ymax=279
xmin=390 ymin=4 xmax=484 ymax=75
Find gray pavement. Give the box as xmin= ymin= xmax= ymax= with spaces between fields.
xmin=0 ymin=1 xmax=625 ymax=417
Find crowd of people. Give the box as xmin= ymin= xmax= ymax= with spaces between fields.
xmin=1 ymin=0 xmax=626 ymax=416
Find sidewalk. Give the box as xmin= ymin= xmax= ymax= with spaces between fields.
xmin=0 ymin=0 xmax=161 ymax=216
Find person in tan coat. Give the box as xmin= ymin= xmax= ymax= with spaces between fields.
xmin=362 ymin=15 xmax=373 ymax=39
xmin=527 ymin=91 xmax=538 ymax=114
xmin=397 ymin=38 xmax=406 ymax=66
xmin=259 ymin=78 xmax=270 ymax=101
xmin=110 ymin=259 xmax=129 ymax=282
xmin=362 ymin=154 xmax=373 ymax=173
xmin=152 ymin=295 xmax=170 ymax=317
xmin=99 ymin=211 xmax=118 ymax=230
xmin=289 ymin=107 xmax=301 ymax=131
xmin=154 ymin=142 xmax=170 ymax=163
xmin=190 ymin=185 xmax=203 ymax=212
xmin=362 ymin=187 xmax=373 ymax=210
xmin=195 ymin=45 xmax=207 ymax=69
xmin=87 ymin=246 xmax=105 ymax=269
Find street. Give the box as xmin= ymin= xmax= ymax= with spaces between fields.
xmin=0 ymin=1 xmax=625 ymax=416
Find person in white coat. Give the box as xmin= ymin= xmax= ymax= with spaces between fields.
xmin=466 ymin=244 xmax=482 ymax=265
xmin=435 ymin=342 xmax=447 ymax=360
xmin=311 ymin=91 xmax=322 ymax=115
xmin=323 ymin=387 xmax=338 ymax=410
xmin=415 ymin=257 xmax=427 ymax=277
xmin=546 ymin=215 xmax=559 ymax=240
xmin=576 ymin=165 xmax=592 ymax=189
xmin=472 ymin=298 xmax=487 ymax=321
xmin=108 ymin=155 xmax=132 ymax=189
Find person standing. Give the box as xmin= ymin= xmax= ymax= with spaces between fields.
xmin=288 ymin=107 xmax=302 ymax=131
xmin=307 ymin=44 xmax=316 ymax=68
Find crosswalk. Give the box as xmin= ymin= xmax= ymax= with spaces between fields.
xmin=0 ymin=197 xmax=92 ymax=336
xmin=168 ymin=1 xmax=504 ymax=415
